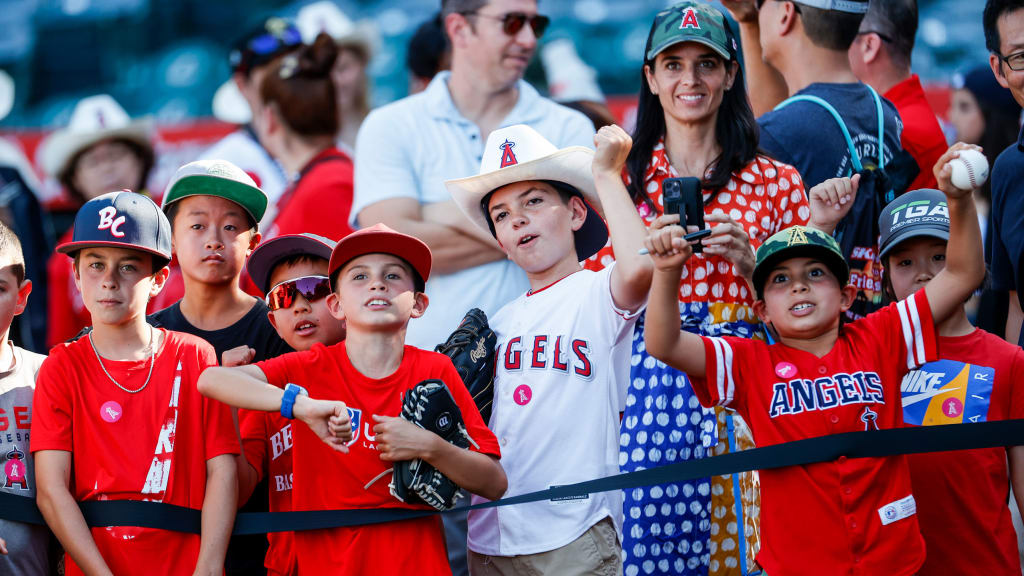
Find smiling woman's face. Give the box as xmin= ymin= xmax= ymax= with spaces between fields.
xmin=644 ymin=42 xmax=737 ymax=129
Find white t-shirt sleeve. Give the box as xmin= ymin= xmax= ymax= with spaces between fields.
xmin=351 ymin=108 xmax=421 ymax=227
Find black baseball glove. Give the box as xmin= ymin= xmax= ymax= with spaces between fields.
xmin=389 ymin=379 xmax=479 ymax=511
xmin=435 ymin=308 xmax=496 ymax=423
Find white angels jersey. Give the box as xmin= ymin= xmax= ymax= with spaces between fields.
xmin=468 ymin=266 xmax=642 ymax=556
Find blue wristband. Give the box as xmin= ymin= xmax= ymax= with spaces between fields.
xmin=280 ymin=383 xmax=308 ymax=420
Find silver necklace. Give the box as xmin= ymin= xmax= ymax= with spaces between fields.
xmin=89 ymin=325 xmax=156 ymax=394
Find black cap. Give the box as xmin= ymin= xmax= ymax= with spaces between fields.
xmin=229 ymin=17 xmax=303 ymax=75
xmin=56 ymin=191 xmax=172 ymax=268
xmin=877 ymin=189 xmax=949 ymax=262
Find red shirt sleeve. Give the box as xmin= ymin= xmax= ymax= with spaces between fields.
xmin=691 ymin=335 xmax=756 ymax=411
xmin=865 ymin=288 xmax=938 ymax=375
xmin=1007 ymin=347 xmax=1024 ymax=421
xmin=437 ymin=359 xmax=500 ymax=458
xmin=30 ymin=349 xmax=74 ymax=453
xmin=239 ymin=409 xmax=269 ymax=483
xmin=199 ymin=344 xmax=241 ymax=459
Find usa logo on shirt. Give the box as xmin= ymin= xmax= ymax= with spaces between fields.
xmin=346 ymin=407 xmax=362 ymax=446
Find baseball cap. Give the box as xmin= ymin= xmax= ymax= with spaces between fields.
xmin=752 ymin=225 xmax=849 ymax=298
xmin=645 ymin=2 xmax=737 ymax=62
xmin=229 ymin=17 xmax=303 ymax=76
xmin=162 ymin=159 xmax=268 ymax=225
xmin=877 ymin=189 xmax=949 ymax=262
xmin=793 ymin=0 xmax=868 ymax=13
xmin=445 ymin=124 xmax=608 ymax=262
xmin=247 ymin=233 xmax=336 ymax=295
xmin=328 ymin=224 xmax=432 ymax=289
xmin=56 ymin=191 xmax=172 ymax=268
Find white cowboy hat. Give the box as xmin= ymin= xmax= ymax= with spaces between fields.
xmin=0 ymin=70 xmax=14 ymax=123
xmin=296 ymin=1 xmax=378 ymax=56
xmin=446 ymin=124 xmax=608 ymax=261
xmin=212 ymin=79 xmax=252 ymax=124
xmin=37 ymin=94 xmax=153 ymax=178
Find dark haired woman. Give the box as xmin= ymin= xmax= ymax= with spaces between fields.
xmin=257 ymin=33 xmax=354 ymax=241
xmin=583 ymin=3 xmax=808 ymax=573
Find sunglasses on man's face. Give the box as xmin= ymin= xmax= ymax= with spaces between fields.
xmin=463 ymin=11 xmax=551 ymax=38
xmin=248 ymin=26 xmax=303 ymax=56
xmin=266 ymin=275 xmax=332 ymax=311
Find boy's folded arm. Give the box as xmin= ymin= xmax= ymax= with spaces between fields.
xmin=198 ymin=365 xmax=283 ymax=412
xmin=194 ymin=454 xmax=237 ymax=576
xmin=643 ymin=268 xmax=707 ymax=379
xmin=425 ymin=443 xmax=507 ymax=502
xmin=34 ymin=450 xmax=114 ymax=576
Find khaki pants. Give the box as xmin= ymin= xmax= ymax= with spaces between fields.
xmin=468 ymin=517 xmax=622 ymax=576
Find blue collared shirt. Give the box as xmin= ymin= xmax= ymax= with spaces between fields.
xmin=988 ymin=124 xmax=1024 ymax=346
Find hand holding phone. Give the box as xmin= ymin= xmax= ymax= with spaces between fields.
xmin=662 ymin=177 xmax=707 ymax=253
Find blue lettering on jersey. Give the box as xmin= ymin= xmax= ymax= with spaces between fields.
xmin=769 ymin=372 xmax=884 ymax=417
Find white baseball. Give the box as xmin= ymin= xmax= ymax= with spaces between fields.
xmin=948 ymin=149 xmax=989 ymax=191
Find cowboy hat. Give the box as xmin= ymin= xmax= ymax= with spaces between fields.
xmin=446 ymin=124 xmax=607 ymax=261
xmin=296 ymin=1 xmax=378 ymax=57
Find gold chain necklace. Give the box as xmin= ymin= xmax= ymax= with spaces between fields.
xmin=89 ymin=325 xmax=156 ymax=394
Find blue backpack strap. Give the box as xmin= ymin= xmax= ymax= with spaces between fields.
xmin=774 ymin=94 xmax=863 ymax=172
xmin=866 ymin=84 xmax=886 ymax=169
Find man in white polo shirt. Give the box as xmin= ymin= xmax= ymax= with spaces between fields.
xmin=352 ymin=0 xmax=595 ymax=352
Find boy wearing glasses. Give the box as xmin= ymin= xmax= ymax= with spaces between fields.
xmin=153 ymin=159 xmax=290 ymax=576
xmin=198 ymin=224 xmax=506 ymax=576
xmin=222 ymin=232 xmax=345 ymax=576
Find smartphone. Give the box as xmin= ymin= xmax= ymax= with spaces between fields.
xmin=662 ymin=177 xmax=707 ymax=253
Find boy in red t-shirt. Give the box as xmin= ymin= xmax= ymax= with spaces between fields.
xmin=223 ymin=232 xmax=346 ymax=576
xmin=642 ymin=143 xmax=986 ymax=576
xmin=877 ymin=187 xmax=1024 ymax=575
xmin=198 ymin=224 xmax=506 ymax=575
xmin=31 ymin=191 xmax=239 ymax=576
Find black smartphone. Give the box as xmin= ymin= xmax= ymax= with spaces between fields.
xmin=662 ymin=177 xmax=707 ymax=253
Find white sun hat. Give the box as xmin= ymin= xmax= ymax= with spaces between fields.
xmin=296 ymin=1 xmax=378 ymax=56
xmin=446 ymin=124 xmax=608 ymax=261
xmin=212 ymin=79 xmax=252 ymax=124
xmin=37 ymin=94 xmax=153 ymax=179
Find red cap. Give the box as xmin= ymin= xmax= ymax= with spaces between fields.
xmin=328 ymin=224 xmax=432 ymax=289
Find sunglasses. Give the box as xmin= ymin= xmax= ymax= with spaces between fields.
xmin=248 ymin=27 xmax=303 ymax=56
xmin=463 ymin=11 xmax=550 ymax=38
xmin=266 ymin=275 xmax=332 ymax=311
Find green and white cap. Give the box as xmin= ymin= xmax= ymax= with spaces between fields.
xmin=646 ymin=2 xmax=736 ymax=61
xmin=161 ymin=159 xmax=268 ymax=225
xmin=753 ymin=225 xmax=849 ymax=298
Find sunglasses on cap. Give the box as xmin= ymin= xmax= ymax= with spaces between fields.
xmin=462 ymin=11 xmax=550 ymax=38
xmin=265 ymin=275 xmax=332 ymax=311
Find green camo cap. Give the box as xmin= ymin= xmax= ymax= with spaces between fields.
xmin=646 ymin=2 xmax=736 ymax=62
xmin=753 ymin=225 xmax=849 ymax=298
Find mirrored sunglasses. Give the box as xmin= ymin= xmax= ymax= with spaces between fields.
xmin=266 ymin=275 xmax=332 ymax=311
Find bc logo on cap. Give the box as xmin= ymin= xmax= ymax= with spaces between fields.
xmin=499 ymin=139 xmax=519 ymax=168
xmin=680 ymin=7 xmax=700 ymax=29
xmin=97 ymin=206 xmax=126 ymax=238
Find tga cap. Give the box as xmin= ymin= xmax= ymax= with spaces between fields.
xmin=877 ymin=189 xmax=949 ymax=262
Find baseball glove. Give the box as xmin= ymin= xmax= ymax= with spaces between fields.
xmin=435 ymin=308 xmax=496 ymax=423
xmin=389 ymin=379 xmax=479 ymax=511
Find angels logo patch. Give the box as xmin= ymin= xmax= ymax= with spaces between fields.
xmin=499 ymin=139 xmax=518 ymax=168
xmin=3 ymin=445 xmax=28 ymax=490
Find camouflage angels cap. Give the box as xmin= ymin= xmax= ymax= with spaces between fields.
xmin=646 ymin=1 xmax=737 ymax=62
xmin=752 ymin=225 xmax=850 ymax=298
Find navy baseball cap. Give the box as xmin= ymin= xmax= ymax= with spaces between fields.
xmin=56 ymin=191 xmax=173 ymax=268
xmin=878 ymin=189 xmax=949 ymax=262
xmin=247 ymin=233 xmax=337 ymax=295
xmin=230 ymin=17 xmax=303 ymax=75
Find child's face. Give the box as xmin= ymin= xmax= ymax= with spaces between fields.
xmin=487 ymin=181 xmax=586 ymax=275
xmin=327 ymin=253 xmax=426 ymax=332
xmin=171 ymin=195 xmax=259 ymax=286
xmin=0 ymin=260 xmax=30 ymax=340
xmin=74 ymin=247 xmax=167 ymax=327
xmin=266 ymin=259 xmax=346 ymax=351
xmin=755 ymin=257 xmax=855 ymax=339
xmin=885 ymin=237 xmax=947 ymax=301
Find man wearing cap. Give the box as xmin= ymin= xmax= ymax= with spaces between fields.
xmin=352 ymin=3 xmax=594 ymax=568
xmin=984 ymin=0 xmax=1024 ymax=348
xmin=202 ymin=16 xmax=303 ymax=228
xmin=153 ymin=159 xmax=290 ymax=576
xmin=32 ymin=191 xmax=239 ymax=576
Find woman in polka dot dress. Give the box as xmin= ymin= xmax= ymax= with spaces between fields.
xmin=584 ymin=3 xmax=809 ymax=575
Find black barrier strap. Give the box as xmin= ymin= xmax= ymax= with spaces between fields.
xmin=4 ymin=419 xmax=1024 ymax=535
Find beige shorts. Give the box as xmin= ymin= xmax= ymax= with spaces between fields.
xmin=468 ymin=517 xmax=622 ymax=576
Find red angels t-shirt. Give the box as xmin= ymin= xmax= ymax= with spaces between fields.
xmin=30 ymin=330 xmax=239 ymax=576
xmin=901 ymin=328 xmax=1024 ymax=576
xmin=692 ymin=291 xmax=937 ymax=576
xmin=268 ymin=147 xmax=354 ymax=242
xmin=239 ymin=409 xmax=296 ymax=576
xmin=256 ymin=342 xmax=500 ymax=576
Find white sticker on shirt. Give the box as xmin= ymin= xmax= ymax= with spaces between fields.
xmin=877 ymin=494 xmax=916 ymax=526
